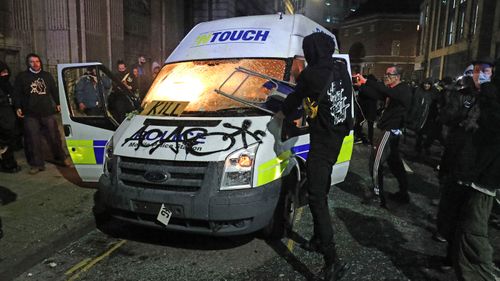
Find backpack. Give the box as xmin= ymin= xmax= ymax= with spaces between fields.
xmin=405 ymin=87 xmax=431 ymax=131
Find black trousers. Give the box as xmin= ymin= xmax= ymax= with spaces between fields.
xmin=366 ymin=121 xmax=374 ymax=144
xmin=24 ymin=114 xmax=66 ymax=168
xmin=0 ymin=106 xmax=19 ymax=170
xmin=306 ymin=136 xmax=344 ymax=249
xmin=369 ymin=131 xmax=408 ymax=204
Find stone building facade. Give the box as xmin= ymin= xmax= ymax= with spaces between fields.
xmin=339 ymin=14 xmax=419 ymax=79
xmin=0 ymin=0 xmax=186 ymax=78
xmin=416 ymin=0 xmax=500 ymax=80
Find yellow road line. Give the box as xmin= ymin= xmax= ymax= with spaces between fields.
xmin=67 ymin=240 xmax=127 ymax=281
xmin=286 ymin=207 xmax=304 ymax=252
xmin=65 ymin=258 xmax=91 ymax=276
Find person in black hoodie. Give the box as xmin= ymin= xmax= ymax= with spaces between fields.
xmin=0 ymin=61 xmax=21 ymax=173
xmin=276 ymin=32 xmax=352 ymax=281
xmin=355 ymin=66 xmax=412 ymax=207
xmin=451 ymin=59 xmax=498 ymax=281
xmin=13 ymin=53 xmax=71 ymax=174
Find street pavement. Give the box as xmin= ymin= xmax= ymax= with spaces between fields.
xmin=0 ymin=151 xmax=96 ymax=280
xmin=1 ymin=137 xmax=499 ymax=281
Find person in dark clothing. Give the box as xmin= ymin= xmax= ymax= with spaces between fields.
xmin=128 ymin=66 xmax=150 ymax=103
xmin=75 ymin=67 xmax=103 ymax=116
xmin=452 ymin=60 xmax=498 ymax=281
xmin=412 ymin=79 xmax=441 ymax=155
xmin=0 ymin=61 xmax=21 ymax=173
xmin=132 ymin=55 xmax=150 ymax=78
xmin=13 ymin=53 xmax=72 ymax=174
xmin=435 ymin=71 xmax=480 ymax=270
xmin=355 ymin=66 xmax=412 ymax=207
xmin=356 ymin=74 xmax=378 ymax=145
xmin=276 ymin=32 xmax=352 ymax=281
xmin=115 ymin=60 xmax=132 ymax=90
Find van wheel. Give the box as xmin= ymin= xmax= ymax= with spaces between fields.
xmin=93 ymin=192 xmax=115 ymax=234
xmin=261 ymin=171 xmax=299 ymax=240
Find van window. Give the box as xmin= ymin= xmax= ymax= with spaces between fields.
xmin=62 ymin=65 xmax=138 ymax=129
xmin=142 ymin=59 xmax=287 ymax=116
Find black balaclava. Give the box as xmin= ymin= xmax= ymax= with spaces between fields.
xmin=302 ymin=32 xmax=336 ymax=67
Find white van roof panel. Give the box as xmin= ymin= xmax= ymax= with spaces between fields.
xmin=165 ymin=14 xmax=338 ymax=63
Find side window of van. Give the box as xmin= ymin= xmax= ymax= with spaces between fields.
xmin=63 ymin=66 xmax=106 ymax=118
xmin=62 ymin=66 xmax=137 ymax=130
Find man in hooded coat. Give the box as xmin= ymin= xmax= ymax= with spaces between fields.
xmin=276 ymin=32 xmax=352 ymax=281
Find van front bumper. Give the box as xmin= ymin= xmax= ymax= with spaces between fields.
xmin=97 ymin=164 xmax=282 ymax=236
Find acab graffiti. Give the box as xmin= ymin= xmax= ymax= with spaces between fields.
xmin=121 ymin=119 xmax=266 ymax=156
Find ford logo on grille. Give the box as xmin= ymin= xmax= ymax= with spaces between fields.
xmin=143 ymin=170 xmax=170 ymax=183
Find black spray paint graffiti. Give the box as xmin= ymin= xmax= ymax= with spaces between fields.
xmin=121 ymin=119 xmax=266 ymax=156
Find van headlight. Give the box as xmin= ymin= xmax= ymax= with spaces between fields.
xmin=103 ymin=137 xmax=114 ymax=175
xmin=220 ymin=143 xmax=258 ymax=190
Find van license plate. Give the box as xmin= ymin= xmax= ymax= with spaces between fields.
xmin=157 ymin=204 xmax=173 ymax=226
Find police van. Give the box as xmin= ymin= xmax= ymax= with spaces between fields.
xmin=58 ymin=14 xmax=354 ymax=237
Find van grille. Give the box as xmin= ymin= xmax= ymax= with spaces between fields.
xmin=118 ymin=156 xmax=209 ymax=192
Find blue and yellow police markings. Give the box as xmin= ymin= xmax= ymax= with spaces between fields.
xmin=287 ymin=134 xmax=353 ymax=163
xmin=66 ymin=140 xmax=108 ymax=165
xmin=256 ymin=134 xmax=353 ymax=187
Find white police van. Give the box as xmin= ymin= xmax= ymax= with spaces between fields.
xmin=58 ymin=14 xmax=354 ymax=237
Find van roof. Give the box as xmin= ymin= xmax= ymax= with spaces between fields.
xmin=165 ymin=14 xmax=338 ymax=64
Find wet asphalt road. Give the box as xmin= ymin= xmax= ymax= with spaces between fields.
xmin=13 ymin=139 xmax=500 ymax=281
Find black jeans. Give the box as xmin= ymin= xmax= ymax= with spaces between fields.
xmin=24 ymin=114 xmax=66 ymax=168
xmin=0 ymin=106 xmax=19 ymax=170
xmin=306 ymin=137 xmax=344 ymax=249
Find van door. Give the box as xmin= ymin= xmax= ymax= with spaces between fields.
xmin=57 ymin=63 xmax=137 ymax=182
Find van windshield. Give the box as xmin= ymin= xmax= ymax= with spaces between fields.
xmin=142 ymin=58 xmax=287 ymax=116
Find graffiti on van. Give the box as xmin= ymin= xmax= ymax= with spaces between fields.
xmin=121 ymin=119 xmax=266 ymax=156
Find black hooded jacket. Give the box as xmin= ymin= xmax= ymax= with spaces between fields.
xmin=0 ymin=61 xmax=16 ymax=146
xmin=472 ymin=82 xmax=500 ymax=191
xmin=282 ymin=32 xmax=352 ymax=152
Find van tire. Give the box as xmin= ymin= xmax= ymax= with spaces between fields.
xmin=260 ymin=170 xmax=299 ymax=240
xmin=92 ymin=191 xmax=115 ymax=235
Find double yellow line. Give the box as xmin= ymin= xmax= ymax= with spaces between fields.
xmin=64 ymin=208 xmax=304 ymax=280
xmin=286 ymin=207 xmax=304 ymax=252
xmin=65 ymin=240 xmax=127 ymax=281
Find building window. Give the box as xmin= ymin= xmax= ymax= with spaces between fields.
xmin=456 ymin=0 xmax=466 ymax=40
xmin=417 ymin=11 xmax=427 ymax=55
xmin=470 ymin=0 xmax=479 ymax=36
xmin=446 ymin=0 xmax=456 ymax=46
xmin=433 ymin=0 xmax=447 ymax=50
xmin=391 ymin=40 xmax=401 ymax=56
xmin=429 ymin=57 xmax=442 ymax=80
xmin=354 ymin=26 xmax=363 ymax=34
xmin=369 ymin=24 xmax=375 ymax=32
xmin=393 ymin=23 xmax=402 ymax=31
xmin=344 ymin=29 xmax=349 ymax=36
xmin=443 ymin=51 xmax=467 ymax=78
